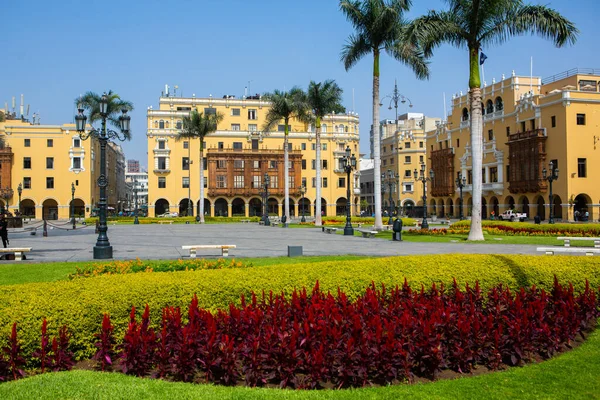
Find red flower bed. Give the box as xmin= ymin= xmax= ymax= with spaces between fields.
xmin=1 ymin=279 xmax=598 ymax=388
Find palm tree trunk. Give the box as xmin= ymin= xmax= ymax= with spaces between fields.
xmin=283 ymin=125 xmax=290 ymax=225
xmin=372 ymin=51 xmax=383 ymax=230
xmin=468 ymin=47 xmax=484 ymax=240
xmin=315 ymin=118 xmax=322 ymax=226
xmin=199 ymin=142 xmax=205 ymax=224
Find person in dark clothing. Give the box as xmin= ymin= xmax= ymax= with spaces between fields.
xmin=0 ymin=214 xmax=8 ymax=248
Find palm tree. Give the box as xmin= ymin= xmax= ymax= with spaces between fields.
xmin=177 ymin=110 xmax=223 ymax=223
xmin=76 ymin=91 xmax=134 ymax=140
xmin=340 ymin=0 xmax=429 ymax=231
xmin=409 ymin=0 xmax=577 ymax=240
xmin=262 ymin=88 xmax=310 ymax=225
xmin=307 ymin=80 xmax=344 ymax=226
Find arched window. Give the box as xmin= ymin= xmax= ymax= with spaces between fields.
xmin=481 ymin=102 xmax=486 ymax=115
xmin=486 ymin=100 xmax=494 ymax=114
xmin=462 ymin=108 xmax=469 ymax=121
xmin=165 ymin=121 xmax=170 ymax=128
xmin=495 ymin=96 xmax=503 ymax=111
xmin=159 ymin=120 xmax=165 ymax=129
xmin=345 ymin=125 xmax=349 ymax=132
xmin=176 ymin=120 xmax=182 ymax=129
xmin=154 ymin=121 xmax=158 ymax=128
xmin=338 ymin=124 xmax=344 ymax=133
xmin=322 ymin=124 xmax=327 ymax=133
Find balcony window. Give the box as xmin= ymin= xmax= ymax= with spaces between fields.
xmin=234 ymin=176 xmax=244 ymax=188
xmin=157 ymin=157 xmax=167 ymax=170
xmin=216 ymin=175 xmax=227 ymax=188
xmin=490 ymin=167 xmax=498 ymax=183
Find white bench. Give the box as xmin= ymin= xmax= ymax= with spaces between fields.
xmin=0 ymin=248 xmax=32 ymax=261
xmin=323 ymin=227 xmax=338 ymax=234
xmin=557 ymin=237 xmax=600 ymax=248
xmin=158 ymin=220 xmax=173 ymax=225
xmin=537 ymin=247 xmax=600 ymax=256
xmin=358 ymin=230 xmax=378 ymax=238
xmin=182 ymin=245 xmax=236 ymax=257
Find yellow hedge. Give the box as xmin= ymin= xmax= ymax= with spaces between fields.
xmin=1 ymin=254 xmax=599 ymax=362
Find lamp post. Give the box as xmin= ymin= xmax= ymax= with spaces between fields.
xmin=263 ymin=173 xmax=270 ymax=226
xmin=133 ymin=177 xmax=140 ymax=225
xmin=70 ymin=182 xmax=76 ymax=229
xmin=75 ymin=93 xmax=130 ymax=259
xmin=414 ymin=163 xmax=434 ymax=230
xmin=299 ymin=185 xmax=307 ymax=223
xmin=456 ymin=172 xmax=466 ymax=220
xmin=17 ymin=183 xmax=22 ymax=215
xmin=542 ymin=161 xmax=559 ymax=224
xmin=382 ymin=169 xmax=399 ymax=225
xmin=340 ymin=146 xmax=357 ymax=235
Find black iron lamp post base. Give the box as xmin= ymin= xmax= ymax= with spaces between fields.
xmin=343 ymin=225 xmax=354 ymax=236
xmin=94 ymin=246 xmax=113 ymax=259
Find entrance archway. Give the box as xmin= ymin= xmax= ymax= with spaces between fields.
xmin=285 ymin=198 xmax=296 ymax=217
xmin=489 ymin=196 xmax=499 ymax=218
xmin=314 ymin=198 xmax=327 ymax=217
xmin=154 ymin=199 xmax=169 ymax=216
xmin=249 ymin=198 xmax=262 ymax=217
xmin=179 ymin=199 xmax=194 ymax=217
xmin=214 ymin=198 xmax=228 ymax=217
xmin=42 ymin=199 xmax=59 ymax=220
xmin=552 ymin=195 xmax=563 ymax=220
xmin=437 ymin=199 xmax=445 ymax=218
xmin=21 ymin=199 xmax=36 ymax=218
xmin=447 ymin=198 xmax=454 ymax=218
xmin=574 ymin=193 xmax=592 ymax=221
xmin=518 ymin=196 xmax=530 ymax=217
xmin=70 ymin=199 xmax=85 ymax=218
xmin=336 ymin=197 xmax=347 ymax=216
xmin=267 ymin=197 xmax=278 ymax=216
xmin=505 ymin=195 xmax=515 ymax=211
xmin=299 ymin=197 xmax=310 ymax=218
xmin=231 ymin=198 xmax=245 ymax=216
xmin=196 ymin=199 xmax=211 ymax=217
xmin=535 ymin=195 xmax=545 ymax=220
xmin=481 ymin=197 xmax=488 ymax=219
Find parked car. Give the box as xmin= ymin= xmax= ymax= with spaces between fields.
xmin=497 ymin=210 xmax=527 ymax=222
xmin=158 ymin=212 xmax=178 ymax=218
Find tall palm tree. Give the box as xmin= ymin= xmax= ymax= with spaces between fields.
xmin=177 ymin=110 xmax=223 ymax=223
xmin=307 ymin=80 xmax=344 ymax=226
xmin=409 ymin=0 xmax=577 ymax=240
xmin=76 ymin=91 xmax=134 ymax=140
xmin=340 ymin=0 xmax=429 ymax=231
xmin=262 ymin=88 xmax=310 ymax=225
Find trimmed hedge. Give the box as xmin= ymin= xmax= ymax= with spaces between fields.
xmin=1 ymin=255 xmax=599 ymax=363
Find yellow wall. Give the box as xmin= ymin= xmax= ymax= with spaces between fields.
xmin=147 ymin=96 xmax=360 ymax=217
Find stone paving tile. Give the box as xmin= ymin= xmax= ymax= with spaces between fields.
xmin=7 ymin=223 xmax=542 ymax=262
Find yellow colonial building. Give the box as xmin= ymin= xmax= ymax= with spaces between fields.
xmin=379 ymin=113 xmax=441 ymax=216
xmin=426 ymin=68 xmax=600 ymax=222
xmin=0 ymin=111 xmax=126 ymax=219
xmin=146 ymin=91 xmax=360 ymax=218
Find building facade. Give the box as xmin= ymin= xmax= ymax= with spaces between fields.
xmin=426 ymin=68 xmax=600 ymax=222
xmin=146 ymin=91 xmax=360 ymax=218
xmin=0 ymin=111 xmax=126 ymax=219
xmin=378 ymin=113 xmax=441 ymax=217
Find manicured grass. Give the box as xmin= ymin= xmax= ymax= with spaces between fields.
xmin=0 ymin=324 xmax=597 ymax=399
xmin=0 ymin=255 xmax=372 ymax=286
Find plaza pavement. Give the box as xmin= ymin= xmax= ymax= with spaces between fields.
xmin=5 ymin=221 xmax=543 ymax=262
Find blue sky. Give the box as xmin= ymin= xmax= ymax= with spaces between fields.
xmin=1 ymin=0 xmax=597 ymax=168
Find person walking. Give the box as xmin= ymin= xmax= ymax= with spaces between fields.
xmin=0 ymin=214 xmax=9 ymax=248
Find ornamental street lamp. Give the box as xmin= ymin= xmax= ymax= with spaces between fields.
xmin=263 ymin=173 xmax=271 ymax=226
xmin=542 ymin=161 xmax=559 ymax=224
xmin=70 ymin=182 xmax=76 ymax=229
xmin=17 ymin=183 xmax=22 ymax=215
xmin=133 ymin=177 xmax=140 ymax=225
xmin=382 ymin=169 xmax=399 ymax=225
xmin=75 ymin=93 xmax=130 ymax=259
xmin=299 ymin=185 xmax=307 ymax=223
xmin=456 ymin=172 xmax=467 ymax=220
xmin=340 ymin=146 xmax=357 ymax=235
xmin=414 ymin=163 xmax=434 ymax=230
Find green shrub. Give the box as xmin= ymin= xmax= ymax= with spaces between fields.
xmin=0 ymin=255 xmax=599 ymax=363
xmin=450 ymin=220 xmax=600 ymax=236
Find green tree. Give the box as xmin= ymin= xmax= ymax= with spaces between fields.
xmin=340 ymin=0 xmax=429 ymax=230
xmin=177 ymin=110 xmax=223 ymax=223
xmin=408 ymin=0 xmax=577 ymax=240
xmin=262 ymin=88 xmax=310 ymax=224
xmin=76 ymin=91 xmax=134 ymax=140
xmin=307 ymin=80 xmax=344 ymax=226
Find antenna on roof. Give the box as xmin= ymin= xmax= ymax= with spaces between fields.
xmin=26 ymin=104 xmax=30 ymax=118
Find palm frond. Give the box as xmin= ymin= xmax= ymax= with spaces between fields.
xmin=408 ymin=10 xmax=467 ymax=57
xmin=340 ymin=33 xmax=372 ymax=71
xmin=307 ymin=80 xmax=344 ymax=119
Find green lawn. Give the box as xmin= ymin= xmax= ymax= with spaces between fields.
xmin=0 ymin=255 xmax=372 ymax=286
xmin=0 ymin=324 xmax=597 ymax=399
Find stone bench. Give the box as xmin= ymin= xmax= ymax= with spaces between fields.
xmin=537 ymin=247 xmax=600 ymax=256
xmin=557 ymin=237 xmax=600 ymax=248
xmin=158 ymin=220 xmax=173 ymax=225
xmin=240 ymin=219 xmax=251 ymax=224
xmin=358 ymin=230 xmax=378 ymax=238
xmin=0 ymin=247 xmax=32 ymax=261
xmin=322 ymin=227 xmax=338 ymax=234
xmin=182 ymin=245 xmax=236 ymax=258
